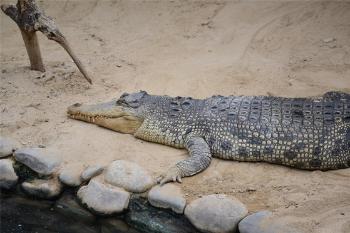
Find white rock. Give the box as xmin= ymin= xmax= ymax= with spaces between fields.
xmin=14 ymin=148 xmax=62 ymax=175
xmin=184 ymin=194 xmax=248 ymax=233
xmin=81 ymin=165 xmax=104 ymax=181
xmin=148 ymin=184 xmax=186 ymax=214
xmin=239 ymin=211 xmax=303 ymax=233
xmin=0 ymin=159 xmax=18 ymax=189
xmin=77 ymin=179 xmax=130 ymax=215
xmin=104 ymin=160 xmax=153 ymax=193
xmin=59 ymin=167 xmax=83 ymax=187
xmin=21 ymin=178 xmax=62 ymax=199
xmin=0 ymin=137 xmax=18 ymax=157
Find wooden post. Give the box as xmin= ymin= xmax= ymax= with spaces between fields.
xmin=20 ymin=29 xmax=45 ymax=72
xmin=1 ymin=0 xmax=92 ymax=84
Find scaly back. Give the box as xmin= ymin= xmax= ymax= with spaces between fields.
xmin=200 ymin=91 xmax=350 ymax=169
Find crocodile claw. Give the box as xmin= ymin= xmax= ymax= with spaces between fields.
xmin=157 ymin=167 xmax=182 ymax=185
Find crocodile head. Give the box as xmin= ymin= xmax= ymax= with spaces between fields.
xmin=67 ymin=91 xmax=149 ymax=134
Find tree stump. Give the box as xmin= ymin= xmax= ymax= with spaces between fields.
xmin=1 ymin=0 xmax=92 ymax=84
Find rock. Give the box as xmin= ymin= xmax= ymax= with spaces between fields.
xmin=184 ymin=194 xmax=248 ymax=233
xmin=14 ymin=148 xmax=62 ymax=175
xmin=126 ymin=197 xmax=199 ymax=233
xmin=239 ymin=211 xmax=272 ymax=233
xmin=0 ymin=136 xmax=18 ymax=157
xmin=59 ymin=166 xmax=83 ymax=187
xmin=239 ymin=210 xmax=303 ymax=233
xmin=21 ymin=177 xmax=62 ymax=199
xmin=12 ymin=161 xmax=40 ymax=181
xmin=77 ymin=179 xmax=130 ymax=215
xmin=0 ymin=159 xmax=18 ymax=189
xmin=55 ymin=192 xmax=96 ymax=223
xmin=148 ymin=184 xmax=186 ymax=214
xmin=81 ymin=165 xmax=104 ymax=181
xmin=104 ymin=160 xmax=153 ymax=193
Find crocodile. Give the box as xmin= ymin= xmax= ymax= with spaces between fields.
xmin=67 ymin=91 xmax=350 ymax=184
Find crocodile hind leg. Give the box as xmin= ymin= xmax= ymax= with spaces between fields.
xmin=157 ymin=137 xmax=212 ymax=185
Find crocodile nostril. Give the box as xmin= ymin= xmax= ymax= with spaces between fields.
xmin=73 ymin=103 xmax=82 ymax=107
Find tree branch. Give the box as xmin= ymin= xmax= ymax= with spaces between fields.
xmin=1 ymin=0 xmax=92 ymax=84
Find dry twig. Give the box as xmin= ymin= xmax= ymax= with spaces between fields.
xmin=1 ymin=0 xmax=92 ymax=84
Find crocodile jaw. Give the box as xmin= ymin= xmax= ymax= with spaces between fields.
xmin=67 ymin=101 xmax=143 ymax=134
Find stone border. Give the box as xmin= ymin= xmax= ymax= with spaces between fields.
xmin=0 ymin=137 xmax=301 ymax=233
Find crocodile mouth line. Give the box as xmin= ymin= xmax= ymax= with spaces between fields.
xmin=68 ymin=112 xmax=116 ymax=123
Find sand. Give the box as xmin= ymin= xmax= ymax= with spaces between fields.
xmin=1 ymin=1 xmax=349 ymax=232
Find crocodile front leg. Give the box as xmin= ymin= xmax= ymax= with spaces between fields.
xmin=157 ymin=137 xmax=212 ymax=185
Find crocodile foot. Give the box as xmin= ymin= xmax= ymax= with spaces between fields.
xmin=157 ymin=166 xmax=182 ymax=185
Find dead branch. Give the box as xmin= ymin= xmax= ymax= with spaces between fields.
xmin=1 ymin=0 xmax=92 ymax=84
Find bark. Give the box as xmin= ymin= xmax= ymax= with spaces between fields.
xmin=1 ymin=0 xmax=92 ymax=84
xmin=20 ymin=29 xmax=45 ymax=72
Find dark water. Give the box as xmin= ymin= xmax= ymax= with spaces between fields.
xmin=0 ymin=193 xmax=134 ymax=233
xmin=0 ymin=192 xmax=199 ymax=233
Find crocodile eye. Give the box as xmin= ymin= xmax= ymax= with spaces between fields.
xmin=117 ymin=99 xmax=140 ymax=108
xmin=117 ymin=91 xmax=148 ymax=107
xmin=120 ymin=93 xmax=129 ymax=98
xmin=116 ymin=98 xmax=126 ymax=106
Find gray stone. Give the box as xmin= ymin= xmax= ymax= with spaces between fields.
xmin=148 ymin=184 xmax=186 ymax=214
xmin=55 ymin=193 xmax=96 ymax=223
xmin=0 ymin=136 xmax=18 ymax=157
xmin=104 ymin=160 xmax=153 ymax=193
xmin=0 ymin=159 xmax=18 ymax=189
xmin=184 ymin=194 xmax=248 ymax=233
xmin=14 ymin=148 xmax=62 ymax=175
xmin=126 ymin=197 xmax=199 ymax=233
xmin=239 ymin=211 xmax=303 ymax=233
xmin=59 ymin=167 xmax=83 ymax=187
xmin=21 ymin=177 xmax=63 ymax=199
xmin=77 ymin=179 xmax=130 ymax=215
xmin=12 ymin=161 xmax=40 ymax=181
xmin=81 ymin=165 xmax=104 ymax=181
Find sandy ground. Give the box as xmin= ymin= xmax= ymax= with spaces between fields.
xmin=1 ymin=0 xmax=350 ymax=232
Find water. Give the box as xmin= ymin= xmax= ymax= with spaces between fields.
xmin=0 ymin=192 xmax=198 ymax=233
xmin=0 ymin=193 xmax=135 ymax=233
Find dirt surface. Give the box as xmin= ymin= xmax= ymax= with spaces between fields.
xmin=1 ymin=1 xmax=350 ymax=232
